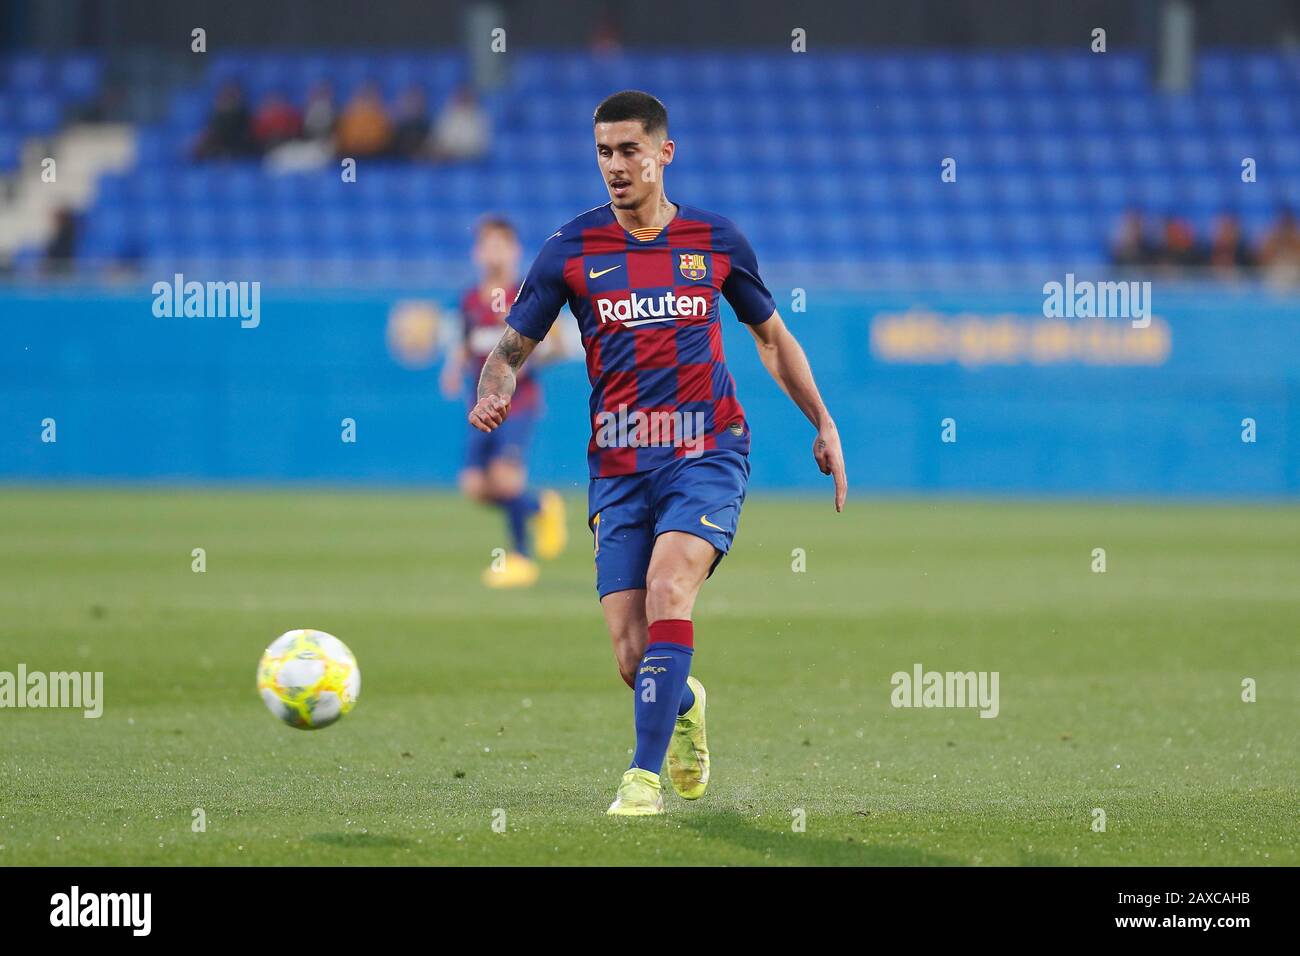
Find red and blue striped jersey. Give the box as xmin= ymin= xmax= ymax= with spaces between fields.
xmin=459 ymin=282 xmax=540 ymax=414
xmin=506 ymin=203 xmax=775 ymax=477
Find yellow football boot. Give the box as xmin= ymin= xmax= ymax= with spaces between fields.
xmin=533 ymin=490 xmax=568 ymax=560
xmin=665 ymin=676 xmax=709 ymax=799
xmin=606 ymin=768 xmax=665 ymax=816
xmin=481 ymin=551 xmax=540 ymax=589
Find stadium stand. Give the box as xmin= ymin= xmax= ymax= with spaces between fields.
xmin=0 ymin=53 xmax=104 ymax=170
xmin=10 ymin=49 xmax=1300 ymax=284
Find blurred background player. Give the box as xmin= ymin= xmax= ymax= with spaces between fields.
xmin=441 ymin=216 xmax=567 ymax=587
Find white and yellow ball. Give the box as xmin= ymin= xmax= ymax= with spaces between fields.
xmin=257 ymin=629 xmax=360 ymax=730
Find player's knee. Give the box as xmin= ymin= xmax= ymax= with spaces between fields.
xmin=645 ymin=572 xmax=692 ymax=620
xmin=460 ymin=471 xmax=489 ymax=502
xmin=486 ymin=460 xmax=524 ymax=499
xmin=617 ymin=656 xmax=637 ymax=688
xmin=607 ymin=619 xmax=645 ymax=688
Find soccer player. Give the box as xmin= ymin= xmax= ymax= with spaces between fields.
xmin=469 ymin=91 xmax=847 ymax=814
xmin=441 ymin=215 xmax=567 ymax=588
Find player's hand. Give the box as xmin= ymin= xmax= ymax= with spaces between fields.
xmin=468 ymin=393 xmax=511 ymax=432
xmin=813 ymin=420 xmax=847 ymax=512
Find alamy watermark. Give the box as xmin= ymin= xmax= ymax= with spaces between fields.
xmin=50 ymin=886 xmax=150 ymax=936
xmin=890 ymin=663 xmax=999 ymax=718
xmin=152 ymin=273 xmax=260 ymax=328
xmin=0 ymin=664 xmax=103 ymax=718
xmin=1042 ymin=273 xmax=1151 ymax=328
xmin=594 ymin=404 xmax=706 ymax=457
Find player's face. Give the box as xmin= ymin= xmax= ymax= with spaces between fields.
xmin=594 ymin=120 xmax=674 ymax=209
xmin=473 ymin=227 xmax=520 ymax=279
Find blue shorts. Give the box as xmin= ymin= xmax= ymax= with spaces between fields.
xmin=587 ymin=449 xmax=750 ymax=598
xmin=464 ymin=409 xmax=536 ymax=471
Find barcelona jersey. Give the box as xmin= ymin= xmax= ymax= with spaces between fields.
xmin=506 ymin=203 xmax=775 ymax=477
xmin=459 ymin=282 xmax=540 ymax=414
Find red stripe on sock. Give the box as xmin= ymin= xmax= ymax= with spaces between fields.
xmin=648 ymin=618 xmax=694 ymax=649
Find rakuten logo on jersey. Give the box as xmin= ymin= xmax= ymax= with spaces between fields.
xmin=595 ymin=291 xmax=710 ymax=327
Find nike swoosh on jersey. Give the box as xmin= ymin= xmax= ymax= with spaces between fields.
xmin=620 ymin=315 xmax=679 ymax=328
xmin=700 ymin=514 xmax=725 ymax=531
xmin=588 ymin=265 xmax=622 ymax=279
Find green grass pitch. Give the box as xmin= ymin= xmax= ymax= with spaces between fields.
xmin=1 ymin=487 xmax=1296 ymax=866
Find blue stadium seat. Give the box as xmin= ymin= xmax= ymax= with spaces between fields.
xmin=1008 ymin=55 xmax=1054 ymax=91
xmin=1242 ymin=54 xmax=1286 ymax=93
xmin=1105 ymin=54 xmax=1149 ymax=93
xmin=961 ymin=55 xmax=1009 ymax=94
xmin=6 ymin=54 xmax=49 ymax=91
xmin=994 ymin=176 xmax=1040 ymax=208
xmin=0 ymin=131 xmax=20 ymax=171
xmin=1256 ymin=100 xmax=1296 ymax=134
xmin=1196 ymin=53 xmax=1238 ymax=94
xmin=18 ymin=94 xmax=61 ymax=133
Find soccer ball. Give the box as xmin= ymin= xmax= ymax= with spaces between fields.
xmin=257 ymin=629 xmax=360 ymax=730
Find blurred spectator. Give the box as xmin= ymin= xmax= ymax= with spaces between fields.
xmin=1156 ymin=216 xmax=1205 ymax=268
xmin=251 ymin=92 xmax=303 ymax=153
xmin=302 ymin=81 xmax=338 ymax=144
xmin=1110 ymin=209 xmax=1155 ymax=267
xmin=334 ymin=82 xmax=393 ymax=159
xmin=392 ymin=86 xmax=432 ymax=159
xmin=1208 ymin=214 xmax=1255 ymax=276
xmin=591 ymin=11 xmax=624 ymax=56
xmin=266 ymin=82 xmax=336 ymax=172
xmin=194 ymin=83 xmax=254 ymax=159
xmin=1258 ymin=208 xmax=1300 ymax=286
xmin=431 ymin=87 xmax=488 ymax=161
xmin=1108 ymin=207 xmax=1300 ymax=282
xmin=44 ymin=208 xmax=78 ymax=275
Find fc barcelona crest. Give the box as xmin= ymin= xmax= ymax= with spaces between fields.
xmin=678 ymin=253 xmax=708 ymax=282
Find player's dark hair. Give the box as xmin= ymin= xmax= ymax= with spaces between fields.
xmin=593 ymin=90 xmax=668 ymax=138
xmin=475 ymin=215 xmax=518 ymax=239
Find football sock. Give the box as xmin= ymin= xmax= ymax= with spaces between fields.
xmin=500 ymin=490 xmax=539 ymax=556
xmin=630 ymin=619 xmax=693 ymax=773
xmin=677 ymin=680 xmax=696 ymax=717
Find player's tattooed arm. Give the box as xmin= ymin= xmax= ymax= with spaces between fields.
xmin=469 ymin=327 xmax=538 ymax=432
xmin=748 ymin=311 xmax=848 ymax=511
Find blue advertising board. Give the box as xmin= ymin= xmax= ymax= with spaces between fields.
xmin=2 ymin=283 xmax=1296 ymax=496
